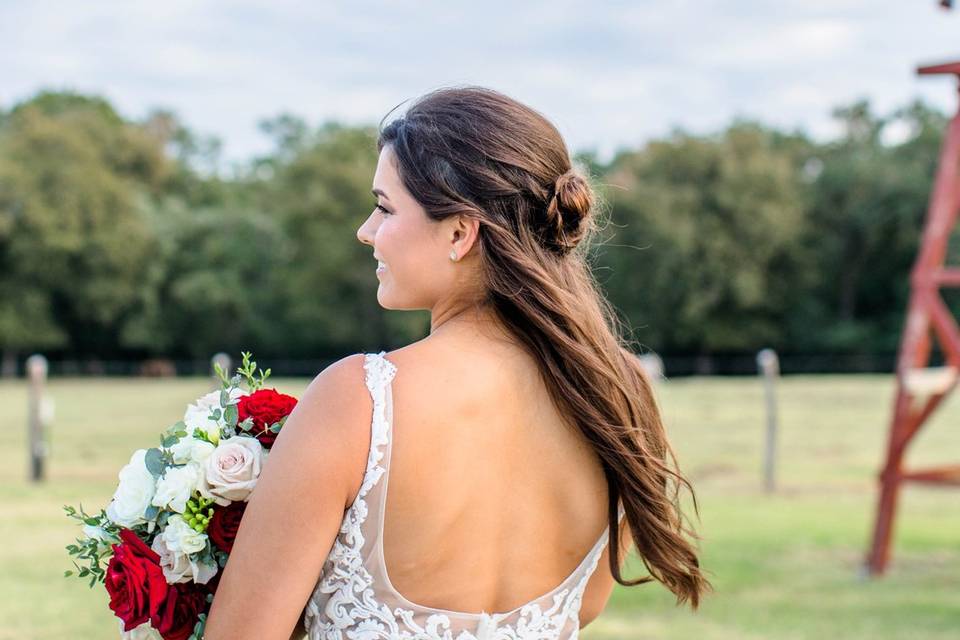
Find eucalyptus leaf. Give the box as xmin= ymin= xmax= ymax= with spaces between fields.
xmin=144 ymin=448 xmax=167 ymax=477
xmin=224 ymin=404 xmax=238 ymax=428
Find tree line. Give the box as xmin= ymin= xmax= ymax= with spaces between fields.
xmin=0 ymin=91 xmax=951 ymax=373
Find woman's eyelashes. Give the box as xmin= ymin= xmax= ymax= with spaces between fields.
xmin=375 ymin=203 xmax=392 ymax=215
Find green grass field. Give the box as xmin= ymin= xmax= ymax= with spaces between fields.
xmin=2 ymin=373 xmax=958 ymax=639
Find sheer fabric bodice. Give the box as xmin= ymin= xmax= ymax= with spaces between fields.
xmin=303 ymin=351 xmax=626 ymax=639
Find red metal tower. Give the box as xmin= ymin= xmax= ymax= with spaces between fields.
xmin=865 ymin=60 xmax=960 ymax=576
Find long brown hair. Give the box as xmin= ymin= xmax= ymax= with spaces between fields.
xmin=377 ymin=86 xmax=712 ymax=608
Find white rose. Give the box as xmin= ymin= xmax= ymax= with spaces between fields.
xmin=161 ymin=514 xmax=208 ymax=555
xmin=150 ymin=533 xmax=218 ymax=585
xmin=168 ymin=435 xmax=216 ymax=466
xmin=151 ymin=463 xmax=203 ymax=514
xmin=200 ymin=435 xmax=264 ymax=506
xmin=119 ymin=620 xmax=164 ymax=640
xmin=183 ymin=388 xmax=246 ymax=443
xmin=105 ymin=449 xmax=157 ymax=528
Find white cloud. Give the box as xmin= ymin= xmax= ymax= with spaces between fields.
xmin=702 ymin=19 xmax=860 ymax=68
xmin=1 ymin=0 xmax=958 ymax=165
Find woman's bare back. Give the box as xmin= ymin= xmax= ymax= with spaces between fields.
xmin=358 ymin=331 xmax=627 ymax=627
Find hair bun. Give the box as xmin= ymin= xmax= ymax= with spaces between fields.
xmin=544 ymin=168 xmax=593 ymax=255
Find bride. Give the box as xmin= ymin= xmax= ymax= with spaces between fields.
xmin=202 ymin=86 xmax=711 ymax=639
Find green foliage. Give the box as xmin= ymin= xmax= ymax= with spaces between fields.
xmin=795 ymin=99 xmax=947 ymax=353
xmin=144 ymin=447 xmax=168 ymax=477
xmin=0 ymin=89 xmax=952 ymax=363
xmin=160 ymin=421 xmax=189 ymax=448
xmin=236 ymin=350 xmax=271 ymax=390
xmin=189 ymin=611 xmax=208 ymax=640
xmin=601 ymin=120 xmax=813 ymax=352
xmin=62 ymin=504 xmax=120 ymax=588
xmin=0 ymin=90 xmax=171 ymax=356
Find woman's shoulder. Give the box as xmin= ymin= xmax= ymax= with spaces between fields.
xmin=304 ymin=345 xmax=450 ymax=420
xmin=295 ymin=353 xmax=376 ymax=442
xmin=308 ymin=349 xmax=402 ymax=396
xmin=304 ymin=345 xmax=437 ymax=411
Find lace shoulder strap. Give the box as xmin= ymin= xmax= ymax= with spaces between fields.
xmin=363 ymin=350 xmax=397 ymax=395
xmin=353 ymin=351 xmax=397 ymax=508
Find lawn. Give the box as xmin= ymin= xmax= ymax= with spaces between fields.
xmin=2 ymin=373 xmax=957 ymax=639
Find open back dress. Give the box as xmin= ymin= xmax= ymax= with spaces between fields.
xmin=303 ymin=351 xmax=626 ymax=640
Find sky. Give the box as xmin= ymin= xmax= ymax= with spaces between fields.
xmin=2 ymin=1 xmax=959 ymax=169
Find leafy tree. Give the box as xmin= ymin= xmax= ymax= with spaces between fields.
xmin=120 ymin=199 xmax=290 ymax=358
xmin=599 ymin=121 xmax=811 ymax=354
xmin=799 ymin=99 xmax=943 ymax=352
xmin=0 ymin=91 xmax=169 ymax=366
xmin=0 ymin=89 xmax=951 ymax=371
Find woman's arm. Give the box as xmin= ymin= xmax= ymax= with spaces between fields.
xmin=289 ymin=612 xmax=307 ymax=639
xmin=203 ymin=354 xmax=372 ymax=639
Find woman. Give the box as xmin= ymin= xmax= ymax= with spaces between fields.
xmin=204 ymin=86 xmax=711 ymax=639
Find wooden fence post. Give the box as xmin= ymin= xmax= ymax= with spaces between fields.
xmin=26 ymin=354 xmax=49 ymax=483
xmin=757 ymin=348 xmax=780 ymax=493
xmin=638 ymin=352 xmax=665 ymax=383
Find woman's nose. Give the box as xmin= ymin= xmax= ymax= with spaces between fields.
xmin=357 ymin=217 xmax=372 ymax=246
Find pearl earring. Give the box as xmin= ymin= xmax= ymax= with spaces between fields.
xmin=449 ymin=250 xmax=457 ymax=261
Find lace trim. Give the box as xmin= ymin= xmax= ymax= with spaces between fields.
xmin=304 ymin=352 xmax=396 ymax=637
xmin=363 ymin=349 xmax=398 ymax=395
xmin=304 ymin=351 xmax=617 ymax=639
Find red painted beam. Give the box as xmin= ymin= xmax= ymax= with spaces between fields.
xmin=900 ymin=465 xmax=960 ymax=485
xmin=866 ymin=60 xmax=960 ymax=577
xmin=918 ymin=61 xmax=960 ymax=76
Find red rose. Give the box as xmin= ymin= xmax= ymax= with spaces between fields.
xmin=105 ymin=528 xmax=169 ymax=633
xmin=236 ymin=388 xmax=297 ymax=448
xmin=207 ymin=501 xmax=247 ymax=553
xmin=150 ymin=582 xmax=208 ymax=640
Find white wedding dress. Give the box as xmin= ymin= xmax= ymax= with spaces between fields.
xmin=303 ymin=351 xmax=626 ymax=640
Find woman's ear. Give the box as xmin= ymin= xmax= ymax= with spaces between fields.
xmin=450 ymin=213 xmax=481 ymax=258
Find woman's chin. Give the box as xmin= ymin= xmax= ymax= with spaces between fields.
xmin=376 ymin=285 xmax=393 ymax=309
xmin=377 ymin=286 xmax=416 ymax=311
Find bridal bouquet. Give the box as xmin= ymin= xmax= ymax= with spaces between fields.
xmin=63 ymin=352 xmax=298 ymax=639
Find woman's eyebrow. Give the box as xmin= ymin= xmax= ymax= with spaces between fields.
xmin=372 ymin=188 xmax=390 ymax=201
